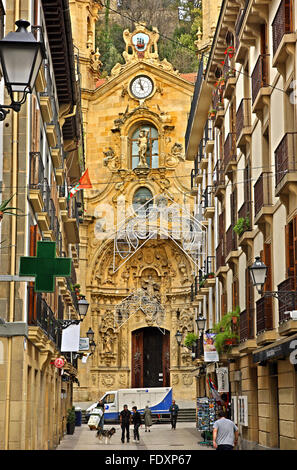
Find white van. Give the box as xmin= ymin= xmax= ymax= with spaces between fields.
xmin=86 ymin=387 xmax=172 ymax=422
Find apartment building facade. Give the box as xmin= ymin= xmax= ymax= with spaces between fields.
xmin=0 ymin=0 xmax=86 ymax=449
xmin=186 ymin=0 xmax=297 ymax=450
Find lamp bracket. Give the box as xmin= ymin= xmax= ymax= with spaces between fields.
xmin=262 ymin=290 xmax=297 ymax=305
xmin=0 ymin=102 xmax=22 ymax=121
xmin=56 ymin=318 xmax=82 ymax=331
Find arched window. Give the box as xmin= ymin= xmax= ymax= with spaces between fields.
xmin=131 ymin=124 xmax=159 ymax=169
xmin=132 ymin=187 xmax=153 ymax=213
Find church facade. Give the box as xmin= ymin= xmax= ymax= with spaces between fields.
xmin=70 ymin=10 xmax=201 ymax=402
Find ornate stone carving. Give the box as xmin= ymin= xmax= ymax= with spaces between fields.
xmin=101 ymin=374 xmax=115 ymax=387
xmin=103 ymin=147 xmax=120 ymax=171
xmin=166 ymin=143 xmax=184 ymax=168
xmin=171 ymin=374 xmax=179 ymax=386
xmin=182 ymin=374 xmax=194 ymax=386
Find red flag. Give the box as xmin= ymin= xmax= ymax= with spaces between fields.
xmin=79 ymin=169 xmax=92 ymax=189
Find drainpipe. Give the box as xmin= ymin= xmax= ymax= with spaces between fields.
xmin=5 ymin=1 xmax=20 ymax=449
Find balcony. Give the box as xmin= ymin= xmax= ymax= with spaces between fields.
xmin=225 ymin=225 xmax=240 ymax=266
xmin=28 ymin=152 xmax=45 ymax=213
xmin=275 ymin=132 xmax=297 ymax=200
xmin=62 ymin=197 xmax=80 ymax=244
xmin=224 ymin=133 xmax=237 ymax=179
xmin=235 ymin=2 xmax=254 ymax=64
xmin=27 ymin=287 xmax=61 ymax=347
xmin=278 ymin=277 xmax=297 ymax=336
xmin=202 ymin=186 xmax=215 ymax=219
xmin=37 ymin=178 xmax=51 ymax=232
xmin=251 ymin=54 xmax=271 ymax=115
xmin=239 ymin=308 xmax=257 ymax=352
xmin=272 ymin=0 xmax=295 ymax=73
xmin=254 ymin=171 xmax=274 ymax=227
xmin=216 ymin=240 xmax=228 ymax=278
xmin=51 ymin=148 xmax=62 ymax=169
xmin=39 ymin=95 xmax=53 ymax=123
xmin=204 ymin=256 xmax=216 ymax=288
xmin=256 ymin=297 xmax=276 ymax=346
xmin=212 ymin=86 xmax=224 ymax=129
xmin=204 ymin=120 xmax=214 ymax=154
xmin=236 ymin=98 xmax=252 ymax=151
xmin=223 ymin=54 xmax=236 ymax=100
xmin=213 ymin=160 xmax=225 ymax=201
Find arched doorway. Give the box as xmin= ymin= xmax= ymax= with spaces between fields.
xmin=132 ymin=327 xmax=170 ymax=388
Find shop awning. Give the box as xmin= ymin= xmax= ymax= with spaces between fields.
xmin=252 ymin=332 xmax=297 ymax=363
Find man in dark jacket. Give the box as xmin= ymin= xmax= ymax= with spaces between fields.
xmin=120 ymin=404 xmax=132 ymax=443
xmin=132 ymin=406 xmax=142 ymax=442
xmin=169 ymin=400 xmax=179 ymax=430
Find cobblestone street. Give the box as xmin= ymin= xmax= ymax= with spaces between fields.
xmin=56 ymin=423 xmax=213 ymax=451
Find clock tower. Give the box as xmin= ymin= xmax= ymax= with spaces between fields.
xmin=72 ymin=22 xmax=202 ymax=404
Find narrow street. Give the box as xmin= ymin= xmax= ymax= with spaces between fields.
xmin=56 ymin=423 xmax=213 ymax=451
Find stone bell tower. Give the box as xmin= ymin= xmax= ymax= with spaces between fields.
xmin=195 ymin=0 xmax=222 ymax=55
xmin=69 ymin=0 xmax=102 ymax=90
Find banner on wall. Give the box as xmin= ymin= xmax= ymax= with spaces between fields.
xmin=203 ymin=333 xmax=219 ymax=362
xmin=216 ymin=367 xmax=229 ymax=393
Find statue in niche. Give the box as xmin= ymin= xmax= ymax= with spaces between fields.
xmin=137 ymin=130 xmax=149 ymax=167
xmin=103 ymin=332 xmax=113 ymax=353
xmin=141 ymin=274 xmax=160 ymax=298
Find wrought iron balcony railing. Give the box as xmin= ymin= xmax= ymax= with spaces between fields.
xmin=254 ymin=172 xmax=273 ymax=217
xmin=278 ymin=277 xmax=297 ymax=323
xmin=240 ymin=308 xmax=255 ymax=342
xmin=275 ymin=132 xmax=297 ymax=187
xmin=256 ymin=296 xmax=273 ymax=335
xmin=29 ymin=152 xmax=45 ymax=190
xmin=251 ymin=54 xmax=269 ymax=105
xmin=272 ymin=0 xmax=293 ymax=56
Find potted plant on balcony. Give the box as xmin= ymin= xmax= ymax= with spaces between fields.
xmin=184 ymin=332 xmax=198 ymax=350
xmin=213 ymin=307 xmax=240 ymax=354
xmin=233 ymin=216 xmax=250 ymax=237
xmin=207 ymin=272 xmax=215 ymax=279
xmin=224 ymin=45 xmax=235 ymax=59
xmin=209 ymin=109 xmax=216 ymax=120
xmin=66 ymin=406 xmax=76 ymax=435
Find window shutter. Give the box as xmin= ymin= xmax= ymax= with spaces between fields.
xmin=285 ymin=222 xmax=294 ymax=279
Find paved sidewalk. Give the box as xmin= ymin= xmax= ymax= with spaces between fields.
xmin=56 ymin=423 xmax=213 ymax=451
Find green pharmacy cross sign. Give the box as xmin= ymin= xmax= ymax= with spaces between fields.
xmin=19 ymin=241 xmax=72 ymax=292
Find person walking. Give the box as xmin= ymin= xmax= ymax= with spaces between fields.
xmin=144 ymin=405 xmax=152 ymax=432
xmin=213 ymin=411 xmax=239 ymax=450
xmin=169 ymin=400 xmax=179 ymax=430
xmin=120 ymin=404 xmax=131 ymax=443
xmin=132 ymin=406 xmax=142 ymax=443
xmin=96 ymin=400 xmax=105 ymax=431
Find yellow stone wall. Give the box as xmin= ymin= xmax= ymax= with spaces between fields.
xmin=74 ymin=24 xmax=199 ymax=403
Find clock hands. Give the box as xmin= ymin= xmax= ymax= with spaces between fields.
xmin=139 ymin=78 xmax=144 ymax=91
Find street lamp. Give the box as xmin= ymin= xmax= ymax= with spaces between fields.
xmin=196 ymin=314 xmax=206 ymax=333
xmin=0 ymin=19 xmax=45 ymax=120
xmin=248 ymin=257 xmax=268 ymax=295
xmin=175 ymin=330 xmax=182 ymax=346
xmin=77 ymin=295 xmax=89 ymax=321
xmin=249 ymin=256 xmax=297 ymax=308
xmin=86 ymin=327 xmax=95 ymax=342
xmin=175 ymin=330 xmax=182 ymax=368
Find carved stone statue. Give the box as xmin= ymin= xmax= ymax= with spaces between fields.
xmin=137 ymin=130 xmax=149 ymax=167
xmin=141 ymin=275 xmax=160 ymax=297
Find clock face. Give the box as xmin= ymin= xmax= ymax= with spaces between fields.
xmin=130 ymin=75 xmax=154 ymax=99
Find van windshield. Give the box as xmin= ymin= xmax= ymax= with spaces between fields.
xmin=103 ymin=393 xmax=115 ymax=404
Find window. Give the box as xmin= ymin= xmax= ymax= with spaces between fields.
xmin=104 ymin=393 xmax=115 ymax=404
xmin=131 ymin=124 xmax=159 ymax=169
xmin=132 ymin=187 xmax=153 ymax=214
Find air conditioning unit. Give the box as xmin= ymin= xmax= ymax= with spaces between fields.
xmin=285 ymin=311 xmax=297 ymax=320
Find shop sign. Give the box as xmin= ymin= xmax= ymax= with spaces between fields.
xmin=203 ymin=333 xmax=219 ymax=362
xmin=79 ymin=337 xmax=90 ymax=351
xmin=216 ymin=367 xmax=229 ymax=393
xmin=253 ymin=337 xmax=297 ymax=364
xmin=54 ymin=357 xmax=65 ymax=368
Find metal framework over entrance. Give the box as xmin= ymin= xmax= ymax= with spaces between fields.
xmin=114 ymin=287 xmax=166 ymax=334
xmin=113 ymin=193 xmax=206 ymax=273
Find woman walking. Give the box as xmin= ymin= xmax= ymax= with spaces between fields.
xmin=144 ymin=406 xmax=152 ymax=432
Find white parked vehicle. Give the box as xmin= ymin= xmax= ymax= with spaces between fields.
xmin=86 ymin=387 xmax=172 ymax=422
